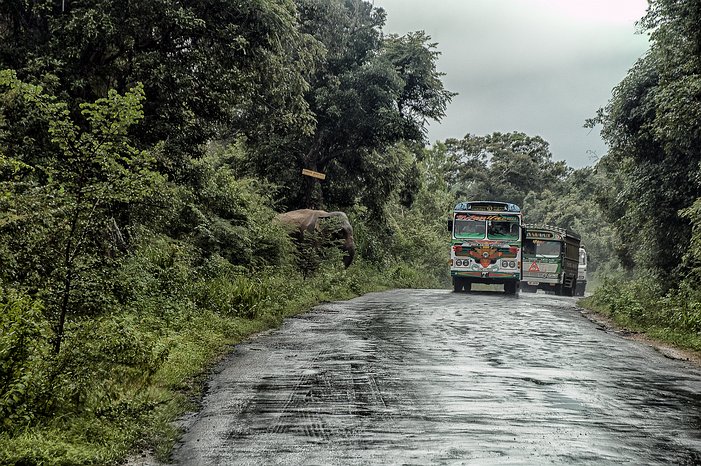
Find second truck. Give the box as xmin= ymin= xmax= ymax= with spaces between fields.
xmin=520 ymin=224 xmax=581 ymax=296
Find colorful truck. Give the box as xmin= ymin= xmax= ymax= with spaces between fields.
xmin=520 ymin=224 xmax=581 ymax=296
xmin=448 ymin=201 xmax=523 ymax=294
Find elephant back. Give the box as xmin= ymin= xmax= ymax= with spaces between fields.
xmin=275 ymin=209 xmax=329 ymax=232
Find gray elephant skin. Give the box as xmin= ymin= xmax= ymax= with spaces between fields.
xmin=276 ymin=209 xmax=355 ymax=268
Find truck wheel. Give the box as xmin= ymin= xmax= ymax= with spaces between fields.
xmin=570 ymin=280 xmax=577 ymax=297
xmin=452 ymin=277 xmax=463 ymax=292
xmin=504 ymin=281 xmax=517 ymax=295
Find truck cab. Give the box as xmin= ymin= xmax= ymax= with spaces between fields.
xmin=521 ymin=224 xmax=580 ymax=296
xmin=449 ymin=201 xmax=522 ymax=294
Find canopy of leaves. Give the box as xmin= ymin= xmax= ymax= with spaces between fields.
xmin=248 ymin=0 xmax=455 ymax=215
xmin=440 ymin=131 xmax=569 ymax=208
xmin=589 ymin=0 xmax=701 ymax=285
xmin=0 ymin=0 xmax=322 ymax=176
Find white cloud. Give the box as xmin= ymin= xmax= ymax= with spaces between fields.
xmin=374 ymin=0 xmax=650 ymax=167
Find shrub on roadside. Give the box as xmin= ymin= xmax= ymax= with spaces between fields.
xmin=0 ymin=293 xmax=52 ymax=432
xmin=588 ymin=275 xmax=701 ymax=345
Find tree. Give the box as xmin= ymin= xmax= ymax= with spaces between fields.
xmin=248 ymin=0 xmax=455 ymax=215
xmin=0 ymin=0 xmax=322 ymax=177
xmin=442 ymin=132 xmax=569 ymax=207
xmin=588 ymin=0 xmax=701 ymax=284
xmin=0 ymin=71 xmax=162 ymax=353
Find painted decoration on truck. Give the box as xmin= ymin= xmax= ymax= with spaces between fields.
xmin=455 ymin=214 xmax=520 ymax=222
xmin=453 ymin=243 xmax=519 ymax=268
xmin=523 ymin=261 xmax=560 ymax=274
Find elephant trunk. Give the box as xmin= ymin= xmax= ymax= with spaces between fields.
xmin=342 ymin=242 xmax=355 ymax=268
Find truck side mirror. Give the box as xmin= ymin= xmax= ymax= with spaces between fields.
xmin=447 ymin=219 xmax=453 ymax=232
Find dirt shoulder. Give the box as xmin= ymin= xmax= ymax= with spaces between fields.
xmin=577 ymin=305 xmax=701 ymax=368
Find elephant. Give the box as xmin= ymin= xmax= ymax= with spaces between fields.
xmin=275 ymin=209 xmax=355 ymax=268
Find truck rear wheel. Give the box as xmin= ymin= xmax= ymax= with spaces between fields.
xmin=504 ymin=281 xmax=517 ymax=295
xmin=521 ymin=283 xmax=536 ymax=293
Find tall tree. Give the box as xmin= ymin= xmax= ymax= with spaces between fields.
xmin=0 ymin=0 xmax=321 ymax=176
xmin=589 ymin=0 xmax=701 ymax=284
xmin=249 ymin=0 xmax=455 ymax=214
xmin=0 ymin=71 xmax=162 ymax=353
xmin=442 ymin=132 xmax=569 ymax=207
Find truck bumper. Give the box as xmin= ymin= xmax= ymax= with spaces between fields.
xmin=451 ymin=270 xmax=520 ymax=284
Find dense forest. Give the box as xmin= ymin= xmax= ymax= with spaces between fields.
xmin=1 ymin=0 xmax=700 ymax=463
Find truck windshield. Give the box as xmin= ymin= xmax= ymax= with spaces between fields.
xmin=523 ymin=239 xmax=561 ymax=256
xmin=487 ymin=219 xmax=519 ymax=240
xmin=454 ymin=219 xmax=486 ymax=239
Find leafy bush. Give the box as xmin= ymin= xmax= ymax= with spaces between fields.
xmin=0 ymin=293 xmax=52 ymax=432
xmin=48 ymin=316 xmax=166 ymax=417
xmin=589 ymin=277 xmax=657 ymax=324
xmin=658 ymin=282 xmax=701 ymax=334
xmin=589 ymin=275 xmax=701 ymax=342
xmin=193 ymin=274 xmax=272 ymax=319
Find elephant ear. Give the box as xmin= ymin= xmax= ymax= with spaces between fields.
xmin=318 ymin=214 xmax=342 ymax=233
xmin=326 ymin=212 xmax=352 ymax=233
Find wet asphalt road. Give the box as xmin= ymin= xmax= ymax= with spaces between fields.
xmin=171 ymin=289 xmax=701 ymax=465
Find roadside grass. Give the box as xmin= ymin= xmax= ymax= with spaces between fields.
xmin=578 ymin=277 xmax=701 ymax=353
xmin=0 ymin=258 xmax=445 ymax=466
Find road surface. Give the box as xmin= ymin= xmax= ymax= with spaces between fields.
xmin=170 ymin=289 xmax=701 ymax=465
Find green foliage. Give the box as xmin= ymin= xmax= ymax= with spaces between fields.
xmin=0 ymin=0 xmax=322 ymax=171
xmin=49 ymin=315 xmax=165 ymax=415
xmin=175 ymin=144 xmax=291 ymax=269
xmin=0 ymin=293 xmax=52 ymax=432
xmin=589 ymin=277 xmax=661 ymax=326
xmin=193 ymin=274 xmax=272 ymax=319
xmin=588 ymin=0 xmax=701 ymax=286
xmin=249 ymin=0 xmax=454 ymax=215
xmin=441 ymin=132 xmax=569 ymax=207
xmin=0 ymin=71 xmax=163 ymax=353
xmin=681 ymin=198 xmax=701 ymax=279
xmin=586 ymin=276 xmax=701 ymax=351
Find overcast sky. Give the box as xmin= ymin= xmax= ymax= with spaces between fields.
xmin=373 ymin=0 xmax=651 ymax=168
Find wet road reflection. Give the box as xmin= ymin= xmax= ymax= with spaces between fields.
xmin=173 ymin=289 xmax=701 ymax=465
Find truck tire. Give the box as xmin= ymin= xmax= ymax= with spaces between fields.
xmin=452 ymin=277 xmax=463 ymax=292
xmin=521 ymin=283 xmax=536 ymax=293
xmin=504 ymin=281 xmax=517 ymax=295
